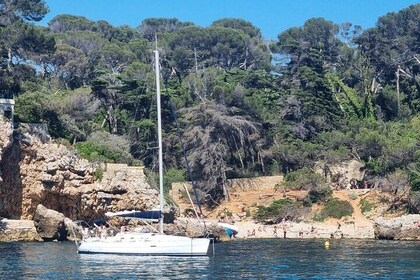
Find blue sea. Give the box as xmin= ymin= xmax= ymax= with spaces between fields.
xmin=0 ymin=239 xmax=419 ymax=279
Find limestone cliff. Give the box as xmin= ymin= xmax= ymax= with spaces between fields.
xmin=0 ymin=116 xmax=13 ymax=184
xmin=0 ymin=118 xmax=159 ymax=223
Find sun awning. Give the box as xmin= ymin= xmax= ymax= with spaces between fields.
xmin=105 ymin=210 xmax=161 ymax=221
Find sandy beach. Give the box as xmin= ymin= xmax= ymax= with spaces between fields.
xmin=231 ymin=220 xmax=374 ymax=239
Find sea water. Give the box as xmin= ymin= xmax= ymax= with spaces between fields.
xmin=0 ymin=239 xmax=419 ymax=279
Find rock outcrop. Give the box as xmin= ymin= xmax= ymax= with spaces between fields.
xmin=33 ymin=204 xmax=82 ymax=241
xmin=0 ymin=117 xmax=13 ymax=183
xmin=33 ymin=204 xmax=68 ymax=241
xmin=374 ymin=215 xmax=420 ymax=240
xmin=0 ymin=218 xmax=42 ymax=242
xmin=314 ymin=160 xmax=365 ymax=188
xmin=0 ymin=118 xmax=160 ymax=226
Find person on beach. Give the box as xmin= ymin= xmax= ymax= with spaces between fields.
xmin=310 ymin=225 xmax=316 ymax=236
xmin=281 ymin=220 xmax=287 ymax=238
xmin=273 ymin=226 xmax=278 ymax=237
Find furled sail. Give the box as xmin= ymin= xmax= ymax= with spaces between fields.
xmin=105 ymin=210 xmax=161 ymax=221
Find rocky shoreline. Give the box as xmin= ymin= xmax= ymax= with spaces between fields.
xmin=234 ymin=215 xmax=419 ymax=241
xmin=1 ymin=214 xmax=419 ymax=242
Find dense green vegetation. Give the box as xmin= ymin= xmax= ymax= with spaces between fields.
xmin=316 ymin=198 xmax=354 ymax=221
xmin=359 ymin=197 xmax=375 ymax=214
xmin=1 ymin=1 xmax=419 ymax=210
xmin=254 ymin=199 xmax=302 ymax=223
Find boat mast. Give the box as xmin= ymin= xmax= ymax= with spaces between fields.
xmin=154 ymin=47 xmax=164 ymax=235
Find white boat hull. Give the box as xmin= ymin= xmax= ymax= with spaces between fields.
xmin=78 ymin=232 xmax=210 ymax=256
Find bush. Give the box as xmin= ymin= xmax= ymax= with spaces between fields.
xmin=348 ymin=192 xmax=358 ymax=200
xmin=359 ymin=197 xmax=374 ymax=214
xmin=408 ymin=191 xmax=420 ymax=214
xmin=76 ymin=141 xmax=133 ymax=164
xmin=318 ymin=198 xmax=353 ymax=219
xmin=284 ymin=167 xmax=326 ymax=190
xmin=94 ymin=166 xmax=104 ymax=181
xmin=304 ymin=186 xmax=332 ymax=206
xmin=164 ymin=168 xmax=186 ymax=195
xmin=408 ymin=163 xmax=420 ymax=191
xmin=313 ymin=212 xmax=326 ymax=222
xmin=254 ymin=199 xmax=301 ymax=223
xmin=245 ymin=209 xmax=251 ymax=217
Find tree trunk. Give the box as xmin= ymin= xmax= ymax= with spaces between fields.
xmin=258 ymin=151 xmax=266 ymax=174
xmin=396 ymin=66 xmax=400 ymax=115
xmin=232 ymin=136 xmax=245 ymax=173
xmin=7 ymin=48 xmax=12 ymax=71
xmin=222 ymin=171 xmax=230 ymax=201
xmin=194 ymin=47 xmax=198 ymax=73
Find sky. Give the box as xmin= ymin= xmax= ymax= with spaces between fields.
xmin=40 ymin=0 xmax=419 ymax=39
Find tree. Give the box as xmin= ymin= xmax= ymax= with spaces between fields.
xmin=91 ymin=73 xmax=124 ymax=134
xmin=0 ymin=0 xmax=48 ymax=26
xmin=0 ymin=0 xmax=49 ymax=98
xmin=355 ymin=4 xmax=420 ymax=118
xmin=138 ymin=18 xmax=193 ymax=41
xmin=181 ymin=101 xmax=261 ymax=204
xmin=272 ymin=18 xmax=344 ymax=77
xmin=271 ymin=18 xmax=346 ymax=139
xmin=52 ymin=43 xmax=90 ymax=88
xmin=211 ymin=18 xmax=262 ymax=38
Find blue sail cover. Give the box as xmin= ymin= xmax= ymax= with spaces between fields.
xmin=105 ymin=210 xmax=161 ymax=220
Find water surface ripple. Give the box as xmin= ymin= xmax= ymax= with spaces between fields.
xmin=0 ymin=239 xmax=419 ymax=279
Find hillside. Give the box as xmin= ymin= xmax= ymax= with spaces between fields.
xmin=171 ymin=176 xmax=416 ymax=239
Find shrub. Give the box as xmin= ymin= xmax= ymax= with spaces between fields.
xmin=245 ymin=209 xmax=251 ymax=217
xmin=313 ymin=212 xmax=326 ymax=222
xmin=318 ymin=198 xmax=353 ymax=219
xmin=76 ymin=141 xmax=133 ymax=164
xmin=408 ymin=191 xmax=420 ymax=214
xmin=407 ymin=163 xmax=420 ymax=191
xmin=284 ymin=167 xmax=326 ymax=190
xmin=164 ymin=168 xmax=186 ymax=195
xmin=348 ymin=192 xmax=358 ymax=200
xmin=94 ymin=166 xmax=104 ymax=181
xmin=359 ymin=197 xmax=375 ymax=214
xmin=304 ymin=186 xmax=332 ymax=206
xmin=254 ymin=199 xmax=301 ymax=223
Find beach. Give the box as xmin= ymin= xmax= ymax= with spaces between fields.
xmin=232 ymin=220 xmax=374 ymax=239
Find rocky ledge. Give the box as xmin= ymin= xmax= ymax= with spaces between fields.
xmin=0 ymin=218 xmax=42 ymax=242
xmin=0 ymin=117 xmax=160 ymax=224
xmin=374 ymin=215 xmax=420 ymax=240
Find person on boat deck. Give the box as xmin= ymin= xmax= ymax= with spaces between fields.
xmin=99 ymin=225 xmax=108 ymax=238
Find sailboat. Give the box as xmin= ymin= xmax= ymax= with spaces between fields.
xmin=77 ymin=49 xmax=211 ymax=256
